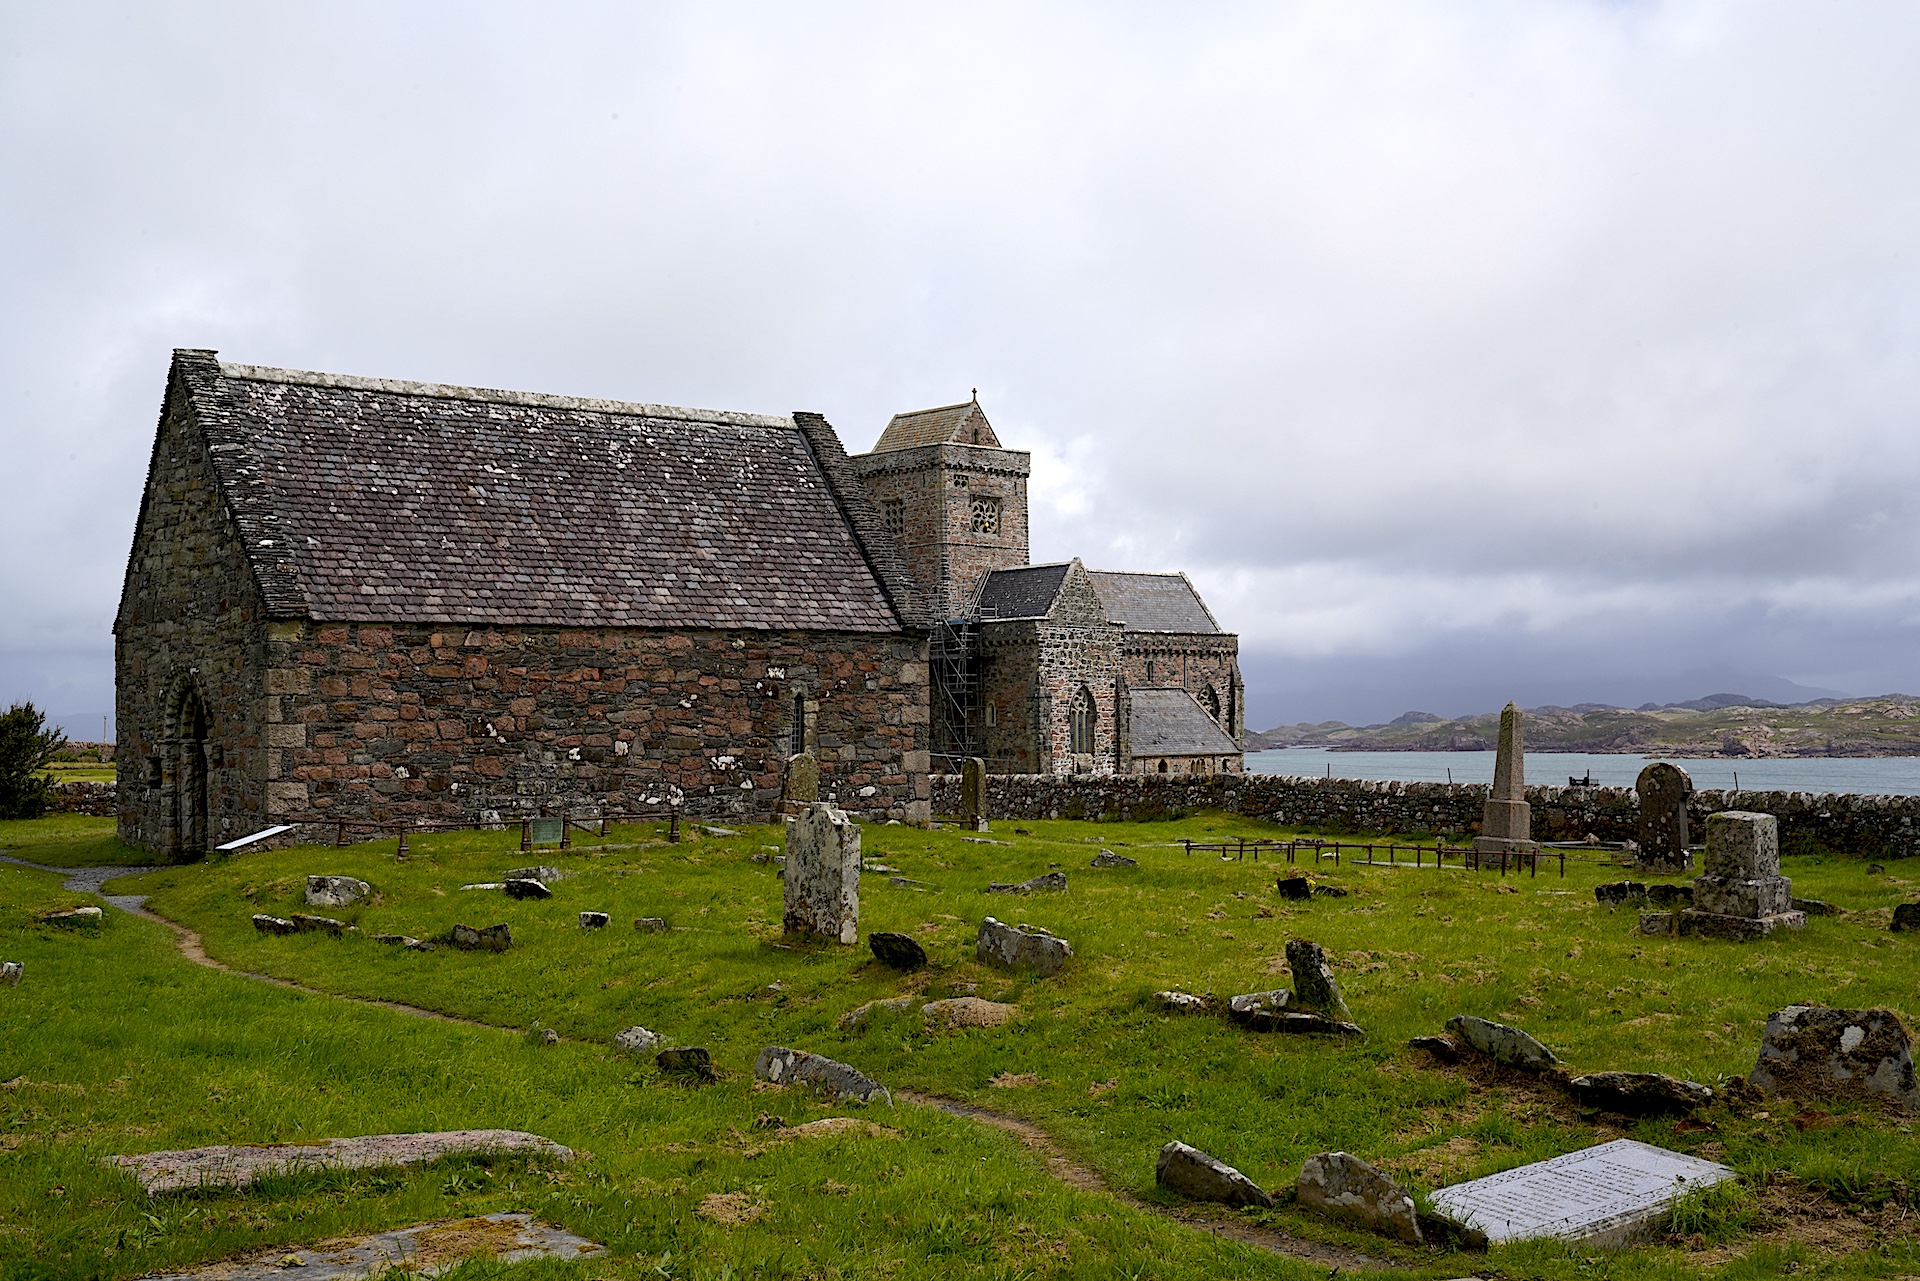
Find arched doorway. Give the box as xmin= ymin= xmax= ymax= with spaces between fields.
xmin=171 ymin=686 xmax=210 ymax=861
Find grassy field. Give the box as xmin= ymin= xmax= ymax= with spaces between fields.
xmin=5 ymin=812 xmax=1920 ymax=1278
xmin=0 ymin=814 xmax=146 ymax=870
xmin=41 ymin=762 xmax=115 ymax=786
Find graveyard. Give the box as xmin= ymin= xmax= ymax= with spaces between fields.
xmin=5 ymin=803 xmax=1920 ymax=1280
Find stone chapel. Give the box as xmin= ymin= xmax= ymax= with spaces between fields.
xmin=115 ymin=353 xmax=1240 ymax=856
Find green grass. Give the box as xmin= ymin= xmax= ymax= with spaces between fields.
xmin=0 ymin=815 xmax=145 ymax=869
xmin=7 ymin=812 xmax=1920 ymax=1278
xmin=41 ymin=763 xmax=115 ymax=785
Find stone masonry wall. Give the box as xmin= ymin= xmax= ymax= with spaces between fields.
xmin=1034 ymin=567 xmax=1122 ymax=775
xmin=850 ymin=442 xmax=1029 ymax=620
xmin=263 ymin=622 xmax=930 ymax=828
xmin=930 ymin=772 xmax=1920 ymax=859
xmin=115 ymin=373 xmax=269 ymax=857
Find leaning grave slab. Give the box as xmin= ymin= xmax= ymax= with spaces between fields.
xmin=144 ymin=1212 xmax=602 ymax=1280
xmin=1426 ymin=1138 xmax=1735 ymax=1248
xmin=108 ymin=1130 xmax=573 ymax=1195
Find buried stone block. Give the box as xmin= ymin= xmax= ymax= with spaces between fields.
xmin=1595 ymin=881 xmax=1647 ymax=906
xmin=1892 ymin=903 xmax=1920 ymax=933
xmin=106 ymin=1130 xmax=575 ymax=1196
xmin=920 ymin=996 xmax=1018 ymax=1028
xmin=1157 ymin=990 xmax=1215 ymax=1014
xmin=373 ymin=934 xmax=432 ymax=951
xmin=1155 ymin=1140 xmax=1274 ymax=1208
xmin=578 ymin=912 xmax=609 ymax=929
xmin=451 ymin=923 xmax=512 ymax=952
xmin=1567 ymin=1072 xmax=1714 ymax=1116
xmin=976 ymin=918 xmax=1072 ymax=975
xmin=1090 ymin=850 xmax=1138 ymax=868
xmin=1 ymin=961 xmax=20 ymax=988
xmin=253 ymin=914 xmax=298 ymax=936
xmin=988 ymin=871 xmax=1068 ymax=894
xmin=783 ymin=803 xmax=860 ymax=943
xmin=504 ymin=878 xmax=553 ymax=901
xmin=754 ymin=1046 xmax=891 ymax=1105
xmin=867 ymin=931 xmax=927 ymax=970
xmin=614 ymin=1026 xmax=664 ymax=1057
xmin=655 ymin=1046 xmax=714 ymax=1078
xmin=503 ymin=866 xmax=564 ymax=885
xmin=634 ymin=917 xmax=668 ymax=933
xmin=1296 ymin=1151 xmax=1421 ymax=1244
xmin=1446 ymin=1015 xmax=1561 ymax=1072
xmin=44 ymin=905 xmax=103 ymax=926
xmin=305 ymin=875 xmax=370 ymax=908
xmin=289 ymin=913 xmax=347 ymax=935
xmin=1409 ymin=1034 xmax=1461 ymax=1065
xmin=1749 ymin=1005 xmax=1918 ymax=1111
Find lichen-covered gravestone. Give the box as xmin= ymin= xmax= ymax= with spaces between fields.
xmin=782 ymin=753 xmax=820 ymax=812
xmin=1634 ymin=762 xmax=1694 ymax=873
xmin=1297 ymin=1151 xmax=1421 ymax=1243
xmin=1285 ymin=938 xmax=1354 ymax=1023
xmin=1749 ymin=1005 xmax=1918 ymax=1111
xmin=1472 ymin=703 xmax=1538 ymax=859
xmin=783 ymin=802 xmax=860 ymax=943
xmin=961 ymin=757 xmax=989 ymax=831
xmin=1654 ymin=811 xmax=1805 ymax=940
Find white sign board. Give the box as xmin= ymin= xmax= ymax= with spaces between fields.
xmin=1428 ymin=1138 xmax=1735 ymax=1248
xmin=216 ymin=824 xmax=297 ymax=852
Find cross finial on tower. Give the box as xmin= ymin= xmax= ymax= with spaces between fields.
xmin=971 ymin=387 xmax=977 ymax=403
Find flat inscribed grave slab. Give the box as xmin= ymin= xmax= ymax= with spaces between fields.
xmin=1427 ymin=1138 xmax=1735 ymax=1248
xmin=145 ymin=1212 xmax=603 ymax=1280
xmin=107 ymin=1129 xmax=572 ymax=1194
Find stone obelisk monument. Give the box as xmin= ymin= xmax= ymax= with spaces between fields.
xmin=1472 ymin=702 xmax=1539 ymax=859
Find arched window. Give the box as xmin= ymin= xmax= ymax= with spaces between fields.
xmin=790 ymin=693 xmax=806 ymax=757
xmin=1069 ymin=687 xmax=1095 ymax=756
xmin=1156 ymin=760 xmax=1168 ymax=774
xmin=1199 ymin=685 xmax=1221 ymax=724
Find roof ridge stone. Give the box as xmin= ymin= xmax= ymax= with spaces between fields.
xmin=218 ymin=362 xmax=793 ymax=429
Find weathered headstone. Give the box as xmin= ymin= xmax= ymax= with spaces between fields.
xmin=1285 ymin=938 xmax=1355 ymax=1023
xmin=961 ymin=757 xmax=989 ymax=831
xmin=782 ymin=753 xmax=820 ymax=811
xmin=1 ymin=961 xmax=21 ymax=988
xmin=578 ymin=911 xmax=609 ymax=929
xmin=782 ymin=802 xmax=860 ymax=943
xmin=1426 ymin=1138 xmax=1736 ymax=1247
xmin=106 ymin=1130 xmax=573 ymax=1195
xmin=1656 ymin=811 xmax=1806 ymax=940
xmin=504 ymin=878 xmax=553 ymax=900
xmin=1446 ymin=1015 xmax=1561 ymax=1072
xmin=133 ymin=1212 xmax=601 ymax=1278
xmin=1749 ymin=1004 xmax=1918 ymax=1111
xmin=1892 ymin=902 xmax=1920 ymax=932
xmin=754 ymin=1046 xmax=891 ymax=1104
xmin=867 ymin=931 xmax=927 ymax=970
xmin=305 ymin=875 xmax=371 ymax=907
xmin=1634 ymin=762 xmax=1694 ymax=873
xmin=1090 ymin=850 xmax=1138 ymax=868
xmin=614 ymin=1026 xmax=664 ymax=1056
xmin=503 ymin=866 xmax=564 ymax=884
xmin=1155 ymin=1141 xmax=1273 ymax=1208
xmin=1296 ymin=1151 xmax=1421 ymax=1243
xmin=987 ymin=871 xmax=1068 ymax=893
xmin=976 ymin=917 xmax=1072 ymax=975
xmin=253 ymin=914 xmax=297 ymax=935
xmin=1472 ymin=702 xmax=1538 ymax=858
xmin=1276 ymin=875 xmax=1312 ymax=901
xmin=1567 ymin=1072 xmax=1713 ymax=1115
xmin=634 ymin=916 xmax=668 ymax=933
xmin=452 ymin=922 xmax=512 ymax=952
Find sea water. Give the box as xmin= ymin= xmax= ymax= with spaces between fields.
xmin=1246 ymin=747 xmax=1920 ymax=797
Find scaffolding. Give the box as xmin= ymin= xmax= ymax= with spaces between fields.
xmin=930 ymin=619 xmax=980 ymax=771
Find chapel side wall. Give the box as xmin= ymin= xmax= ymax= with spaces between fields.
xmin=979 ymin=622 xmax=1042 ymax=773
xmin=1035 ymin=570 xmax=1123 ymax=775
xmin=926 ymin=773 xmax=1920 ymax=857
xmin=263 ymin=624 xmax=930 ymax=825
xmin=114 ymin=382 xmax=270 ymax=856
xmin=1121 ymin=634 xmax=1241 ymax=735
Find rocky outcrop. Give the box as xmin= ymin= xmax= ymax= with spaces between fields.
xmin=1155 ymin=1141 xmax=1273 ymax=1208
xmin=1296 ymin=1151 xmax=1421 ymax=1243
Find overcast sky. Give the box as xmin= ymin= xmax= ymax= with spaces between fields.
xmin=6 ymin=2 xmax=1920 ymax=735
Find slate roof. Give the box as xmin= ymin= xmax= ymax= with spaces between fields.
xmin=1128 ymin=688 xmax=1239 ymax=757
xmin=974 ymin=563 xmax=1072 ymax=621
xmin=1087 ymin=571 xmax=1221 ymax=634
xmin=871 ymin=398 xmax=1001 ymax=452
xmin=154 ymin=351 xmax=925 ymax=631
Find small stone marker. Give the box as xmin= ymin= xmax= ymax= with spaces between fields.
xmin=976 ymin=917 xmax=1072 ymax=975
xmin=1427 ymin=1138 xmax=1736 ymax=1247
xmin=1568 ymin=1072 xmax=1713 ymax=1115
xmin=578 ymin=911 xmax=609 ymax=929
xmin=1472 ymin=702 xmax=1539 ymax=859
xmin=783 ymin=802 xmax=861 ymax=943
xmin=867 ymin=931 xmax=927 ymax=970
xmin=1652 ymin=811 xmax=1806 ymax=940
xmin=987 ymin=871 xmax=1067 ymax=893
xmin=504 ymin=878 xmax=553 ymax=901
xmin=1 ymin=961 xmax=20 ymax=988
xmin=1749 ymin=1004 xmax=1918 ymax=1111
xmin=754 ymin=1046 xmax=892 ymax=1104
xmin=107 ymin=1130 xmax=572 ymax=1195
xmin=1408 ymin=1034 xmax=1461 ymax=1064
xmin=1595 ymin=881 xmax=1647 ymax=906
xmin=782 ymin=752 xmax=820 ymax=809
xmin=1892 ymin=902 xmax=1920 ymax=932
xmin=1634 ymin=762 xmax=1694 ymax=873
xmin=289 ymin=913 xmax=347 ymax=935
xmin=140 ymin=1212 xmax=602 ymax=1279
xmin=451 ymin=923 xmax=512 ymax=952
xmin=1155 ymin=1140 xmax=1273 ymax=1208
xmin=1285 ymin=938 xmax=1354 ymax=1023
xmin=44 ymin=905 xmax=103 ymax=926
xmin=1157 ymin=990 xmax=1213 ymax=1014
xmin=655 ymin=1046 xmax=714 ymax=1078
xmin=1296 ymin=1151 xmax=1421 ymax=1243
xmin=1276 ymin=875 xmax=1311 ymax=901
xmin=839 ymin=996 xmax=917 ymax=1029
xmin=1446 ymin=1015 xmax=1561 ymax=1071
xmin=634 ymin=916 xmax=668 ymax=933
xmin=920 ymin=996 xmax=1017 ymax=1028
xmin=1090 ymin=850 xmax=1137 ymax=868
xmin=372 ymin=933 xmax=431 ymax=951
xmin=614 ymin=1026 xmax=664 ymax=1056
xmin=253 ymin=914 xmax=297 ymax=935
xmin=304 ymin=875 xmax=370 ymax=908
xmin=961 ymin=756 xmax=989 ymax=831
xmin=503 ymin=866 xmax=564 ymax=884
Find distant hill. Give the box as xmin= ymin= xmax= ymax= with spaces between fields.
xmin=1247 ymin=694 xmax=1920 ymax=757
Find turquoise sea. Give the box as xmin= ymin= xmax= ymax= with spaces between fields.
xmin=1245 ymin=747 xmax=1920 ymax=797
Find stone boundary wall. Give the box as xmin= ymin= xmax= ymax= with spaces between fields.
xmin=49 ymin=780 xmax=118 ymax=818
xmin=930 ymin=773 xmax=1920 ymax=859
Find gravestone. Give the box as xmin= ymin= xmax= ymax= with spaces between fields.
xmin=782 ymin=753 xmax=819 ymax=812
xmin=305 ymin=875 xmax=370 ymax=907
xmin=867 ymin=931 xmax=927 ymax=970
xmin=1297 ymin=1151 xmax=1421 ymax=1243
xmin=1635 ymin=763 xmax=1694 ymax=873
xmin=1660 ymin=811 xmax=1806 ymax=940
xmin=1749 ymin=1004 xmax=1918 ymax=1111
xmin=1155 ymin=1141 xmax=1274 ymax=1208
xmin=961 ymin=757 xmax=989 ymax=831
xmin=1285 ymin=938 xmax=1354 ymax=1023
xmin=782 ymin=802 xmax=860 ymax=943
xmin=527 ymin=817 xmax=564 ymax=847
xmin=753 ymin=1045 xmax=891 ymax=1104
xmin=976 ymin=917 xmax=1072 ymax=975
xmin=1472 ymin=703 xmax=1538 ymax=858
xmin=1426 ymin=1138 xmax=1736 ymax=1247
